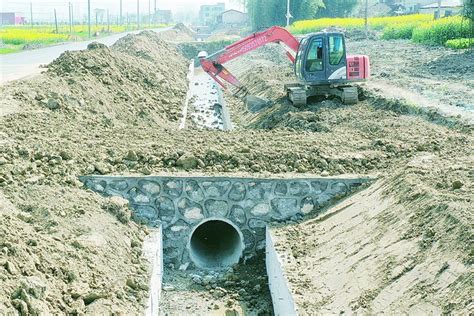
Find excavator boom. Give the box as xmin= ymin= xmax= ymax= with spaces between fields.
xmin=199 ymin=26 xmax=299 ymax=90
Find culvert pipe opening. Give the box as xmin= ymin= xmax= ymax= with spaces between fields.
xmin=189 ymin=219 xmax=244 ymax=269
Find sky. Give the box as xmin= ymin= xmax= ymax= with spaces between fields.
xmin=0 ymin=0 xmax=243 ymax=22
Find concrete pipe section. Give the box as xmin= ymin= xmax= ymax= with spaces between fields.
xmin=188 ymin=218 xmax=244 ymax=269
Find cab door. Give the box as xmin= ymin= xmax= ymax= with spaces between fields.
xmin=301 ymin=36 xmax=326 ymax=83
xmin=325 ymin=33 xmax=347 ymax=81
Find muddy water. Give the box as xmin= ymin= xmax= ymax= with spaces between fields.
xmin=187 ymin=68 xmax=232 ymax=130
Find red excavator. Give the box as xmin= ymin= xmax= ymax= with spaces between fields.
xmin=199 ymin=26 xmax=370 ymax=106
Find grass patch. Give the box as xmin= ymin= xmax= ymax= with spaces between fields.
xmin=445 ymin=38 xmax=474 ymax=49
xmin=412 ymin=16 xmax=471 ymax=45
xmin=0 ymin=45 xmax=22 ymax=54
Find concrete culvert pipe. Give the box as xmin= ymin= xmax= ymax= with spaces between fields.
xmin=188 ymin=219 xmax=244 ymax=269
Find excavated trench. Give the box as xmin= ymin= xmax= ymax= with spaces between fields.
xmin=182 ymin=60 xmax=232 ymax=130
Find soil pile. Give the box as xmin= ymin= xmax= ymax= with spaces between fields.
xmin=155 ymin=23 xmax=195 ymax=42
xmin=0 ymin=31 xmax=188 ymax=314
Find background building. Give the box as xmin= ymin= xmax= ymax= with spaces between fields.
xmin=1 ymin=12 xmax=26 ymax=25
xmin=419 ymin=0 xmax=464 ymax=16
xmin=216 ymin=9 xmax=249 ymax=27
xmin=199 ymin=3 xmax=225 ymax=25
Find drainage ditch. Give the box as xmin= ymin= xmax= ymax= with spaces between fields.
xmin=182 ymin=60 xmax=232 ymax=130
xmin=83 ymin=175 xmax=370 ymax=314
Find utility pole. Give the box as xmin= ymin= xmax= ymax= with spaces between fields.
xmin=69 ymin=3 xmax=72 ymax=34
xmin=88 ymin=0 xmax=91 ymax=38
xmin=154 ymin=0 xmax=157 ymax=13
xmin=54 ymin=9 xmax=58 ymax=33
xmin=436 ymin=0 xmax=441 ymax=19
xmin=120 ymin=0 xmax=123 ymax=25
xmin=137 ymin=0 xmax=140 ymax=30
xmin=107 ymin=10 xmax=110 ymax=32
xmin=285 ymin=0 xmax=292 ymax=27
xmin=364 ymin=0 xmax=369 ymax=38
xmin=30 ymin=2 xmax=33 ymax=27
xmin=148 ymin=0 xmax=151 ymax=27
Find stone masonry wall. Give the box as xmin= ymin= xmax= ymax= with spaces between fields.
xmin=81 ymin=176 xmax=370 ymax=268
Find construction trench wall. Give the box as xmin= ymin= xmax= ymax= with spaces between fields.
xmin=266 ymin=228 xmax=298 ymax=315
xmin=81 ymin=175 xmax=369 ymax=269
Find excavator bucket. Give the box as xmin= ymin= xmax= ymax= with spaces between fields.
xmin=231 ymin=85 xmax=271 ymax=112
xmin=245 ymin=95 xmax=271 ymax=112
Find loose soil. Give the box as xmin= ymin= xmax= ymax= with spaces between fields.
xmin=0 ymin=30 xmax=472 ymax=315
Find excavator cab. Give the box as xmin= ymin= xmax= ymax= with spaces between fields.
xmin=295 ymin=32 xmax=348 ymax=84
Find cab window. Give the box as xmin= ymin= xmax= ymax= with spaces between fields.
xmin=305 ymin=38 xmax=323 ymax=72
xmin=329 ymin=35 xmax=344 ymax=65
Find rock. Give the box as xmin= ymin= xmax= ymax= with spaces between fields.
xmin=125 ymin=150 xmax=138 ymax=161
xmin=253 ymin=284 xmax=261 ymax=292
xmin=452 ymin=180 xmax=463 ymax=189
xmin=0 ymin=157 xmax=7 ymax=165
xmin=87 ymin=42 xmax=107 ymax=50
xmin=82 ymin=292 xmax=105 ymax=305
xmin=192 ymin=275 xmax=203 ymax=285
xmin=19 ymin=276 xmax=47 ymax=299
xmin=126 ymin=278 xmax=139 ymax=290
xmin=5 ymin=261 xmax=18 ymax=275
xmin=212 ymin=287 xmax=227 ymax=299
xmin=202 ymin=275 xmax=214 ymax=285
xmin=93 ymin=162 xmax=110 ymax=175
xmin=28 ymin=298 xmax=50 ymax=315
xmin=163 ymin=285 xmax=175 ymax=291
xmin=85 ymin=164 xmax=95 ymax=174
xmin=45 ymin=98 xmax=60 ymax=110
xmin=179 ymin=262 xmax=189 ymax=271
xmin=176 ymin=153 xmax=198 ymax=170
xmin=11 ymin=299 xmax=28 ymax=315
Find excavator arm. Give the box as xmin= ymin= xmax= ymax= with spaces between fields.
xmin=199 ymin=26 xmax=299 ymax=91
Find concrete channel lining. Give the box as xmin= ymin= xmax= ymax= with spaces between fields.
xmin=143 ymin=226 xmax=163 ymax=316
xmin=81 ymin=175 xmax=371 ymax=269
xmin=266 ymin=227 xmax=298 ymax=316
xmin=187 ymin=217 xmax=245 ymax=269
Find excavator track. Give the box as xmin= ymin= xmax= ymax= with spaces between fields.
xmin=340 ymin=86 xmax=358 ymax=105
xmin=287 ymin=86 xmax=307 ymax=107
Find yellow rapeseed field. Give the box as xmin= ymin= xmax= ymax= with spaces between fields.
xmin=0 ymin=28 xmax=69 ymax=45
xmin=289 ymin=14 xmax=433 ymax=34
xmin=0 ymin=24 xmax=167 ymax=54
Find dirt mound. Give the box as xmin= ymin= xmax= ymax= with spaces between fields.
xmin=0 ymin=30 xmax=189 ymax=314
xmin=155 ymin=23 xmax=195 ymax=42
xmin=172 ymin=23 xmax=196 ymax=37
xmin=46 ymin=34 xmax=187 ymax=125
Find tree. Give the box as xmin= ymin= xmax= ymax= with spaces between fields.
xmin=317 ymin=0 xmax=358 ymax=18
xmin=247 ymin=0 xmax=324 ymax=30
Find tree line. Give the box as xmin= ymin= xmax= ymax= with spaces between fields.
xmin=245 ymin=0 xmax=358 ymax=30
